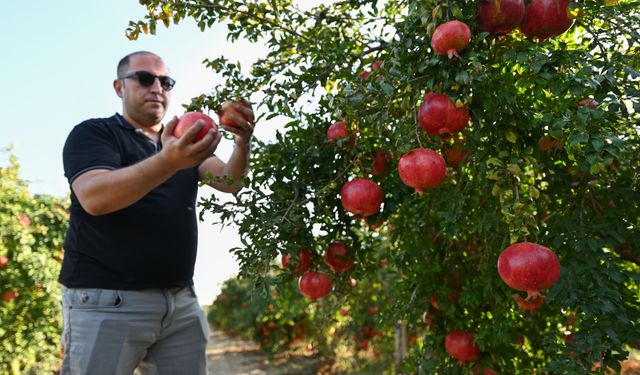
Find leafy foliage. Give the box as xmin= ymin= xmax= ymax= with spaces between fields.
xmin=0 ymin=149 xmax=68 ymax=374
xmin=132 ymin=0 xmax=639 ymax=372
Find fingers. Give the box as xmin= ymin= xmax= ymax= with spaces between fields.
xmin=177 ymin=120 xmax=207 ymax=145
xmin=162 ymin=116 xmax=179 ymax=140
xmin=219 ymin=99 xmax=255 ymax=125
xmin=191 ymin=125 xmax=219 ymax=153
xmin=220 ymin=112 xmax=253 ymax=133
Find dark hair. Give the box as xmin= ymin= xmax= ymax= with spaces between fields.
xmin=116 ymin=51 xmax=161 ymax=78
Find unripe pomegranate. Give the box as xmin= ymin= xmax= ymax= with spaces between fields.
xmin=519 ymin=0 xmax=573 ymax=40
xmin=298 ymin=271 xmax=332 ymax=299
xmin=398 ymin=148 xmax=446 ymax=193
xmin=419 ymin=93 xmax=468 ymax=136
xmin=324 ymin=242 xmax=354 ymax=273
xmin=445 ymin=331 xmax=481 ymax=363
xmin=281 ymin=248 xmax=311 ymax=276
xmin=174 ymin=112 xmax=217 ymax=142
xmin=431 ymin=20 xmax=472 ymax=59
xmin=341 ymin=178 xmax=384 ymax=217
xmin=476 ymin=0 xmax=526 ymax=36
xmin=327 ymin=121 xmax=355 ymax=146
xmin=512 ymin=293 xmax=545 ymax=311
xmin=497 ymin=242 xmax=561 ymax=298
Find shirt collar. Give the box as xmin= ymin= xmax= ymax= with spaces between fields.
xmin=114 ymin=113 xmax=165 ymax=135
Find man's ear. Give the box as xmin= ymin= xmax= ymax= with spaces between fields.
xmin=113 ymin=79 xmax=123 ymax=98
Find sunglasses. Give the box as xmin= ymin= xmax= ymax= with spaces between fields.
xmin=120 ymin=71 xmax=176 ymax=91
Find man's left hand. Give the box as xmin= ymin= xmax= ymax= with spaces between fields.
xmin=218 ymin=99 xmax=255 ymax=146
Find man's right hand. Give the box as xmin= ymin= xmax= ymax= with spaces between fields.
xmin=160 ymin=116 xmax=221 ymax=171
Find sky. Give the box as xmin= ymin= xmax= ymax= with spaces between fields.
xmin=0 ymin=1 xmax=290 ymax=305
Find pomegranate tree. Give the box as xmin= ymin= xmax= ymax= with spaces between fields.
xmin=418 ymin=93 xmax=469 ymax=136
xmin=340 ymin=178 xmax=384 ymax=217
xmin=298 ymin=271 xmax=332 ymax=299
xmin=398 ymin=148 xmax=447 ymax=193
xmin=497 ymin=242 xmax=561 ymax=298
xmin=519 ymin=0 xmax=573 ymax=40
xmin=476 ymin=0 xmax=525 ymax=36
xmin=324 ymin=241 xmax=354 ymax=273
xmin=445 ymin=331 xmax=481 ymax=363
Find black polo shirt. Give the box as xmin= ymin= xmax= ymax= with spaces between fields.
xmin=60 ymin=113 xmax=199 ymax=289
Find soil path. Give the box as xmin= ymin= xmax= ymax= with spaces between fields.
xmin=206 ymin=329 xmax=328 ymax=375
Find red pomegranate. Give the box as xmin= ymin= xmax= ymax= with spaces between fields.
xmin=445 ymin=331 xmax=481 ymax=363
xmin=324 ymin=242 xmax=354 ymax=273
xmin=443 ymin=137 xmax=468 ymax=168
xmin=398 ymin=148 xmax=447 ymax=193
xmin=0 ymin=255 xmax=8 ymax=269
xmin=538 ymin=135 xmax=556 ymax=152
xmin=298 ymin=271 xmax=332 ymax=299
xmin=371 ymin=150 xmax=391 ymax=176
xmin=282 ymin=248 xmax=311 ymax=276
xmin=578 ymin=98 xmax=599 ymax=109
xmin=473 ymin=364 xmax=498 ymax=375
xmin=2 ymin=290 xmax=17 ymax=302
xmin=497 ymin=242 xmax=561 ymax=297
xmin=431 ymin=20 xmax=472 ymax=59
xmin=327 ymin=121 xmax=355 ymax=146
xmin=419 ymin=93 xmax=469 ymax=136
xmin=447 ymin=104 xmax=470 ymax=134
xmin=519 ymin=0 xmax=573 ymax=40
xmin=174 ymin=112 xmax=217 ymax=142
xmin=419 ymin=93 xmax=451 ymax=136
xmin=341 ymin=178 xmax=384 ymax=217
xmin=476 ymin=0 xmax=526 ymax=36
xmin=512 ymin=293 xmax=545 ymax=311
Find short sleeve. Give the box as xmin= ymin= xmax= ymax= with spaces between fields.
xmin=63 ymin=120 xmax=122 ymax=184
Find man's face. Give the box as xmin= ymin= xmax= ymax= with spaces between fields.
xmin=116 ymin=54 xmax=172 ymax=127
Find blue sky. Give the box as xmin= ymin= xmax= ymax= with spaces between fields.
xmin=0 ymin=1 xmax=278 ymax=304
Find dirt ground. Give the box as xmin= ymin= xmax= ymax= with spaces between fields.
xmin=206 ymin=329 xmax=640 ymax=375
xmin=206 ymin=329 xmax=330 ymax=375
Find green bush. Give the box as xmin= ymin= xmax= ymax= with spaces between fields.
xmin=0 ymin=150 xmax=68 ymax=374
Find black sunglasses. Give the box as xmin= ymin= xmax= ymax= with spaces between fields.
xmin=120 ymin=71 xmax=176 ymax=91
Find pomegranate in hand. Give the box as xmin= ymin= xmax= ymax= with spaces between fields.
xmin=173 ymin=112 xmax=217 ymax=142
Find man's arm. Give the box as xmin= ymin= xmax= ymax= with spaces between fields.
xmin=198 ymin=141 xmax=250 ymax=193
xmin=198 ymin=100 xmax=255 ymax=193
xmin=72 ymin=117 xmax=220 ymax=216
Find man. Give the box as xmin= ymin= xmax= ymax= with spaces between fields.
xmin=59 ymin=51 xmax=254 ymax=374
